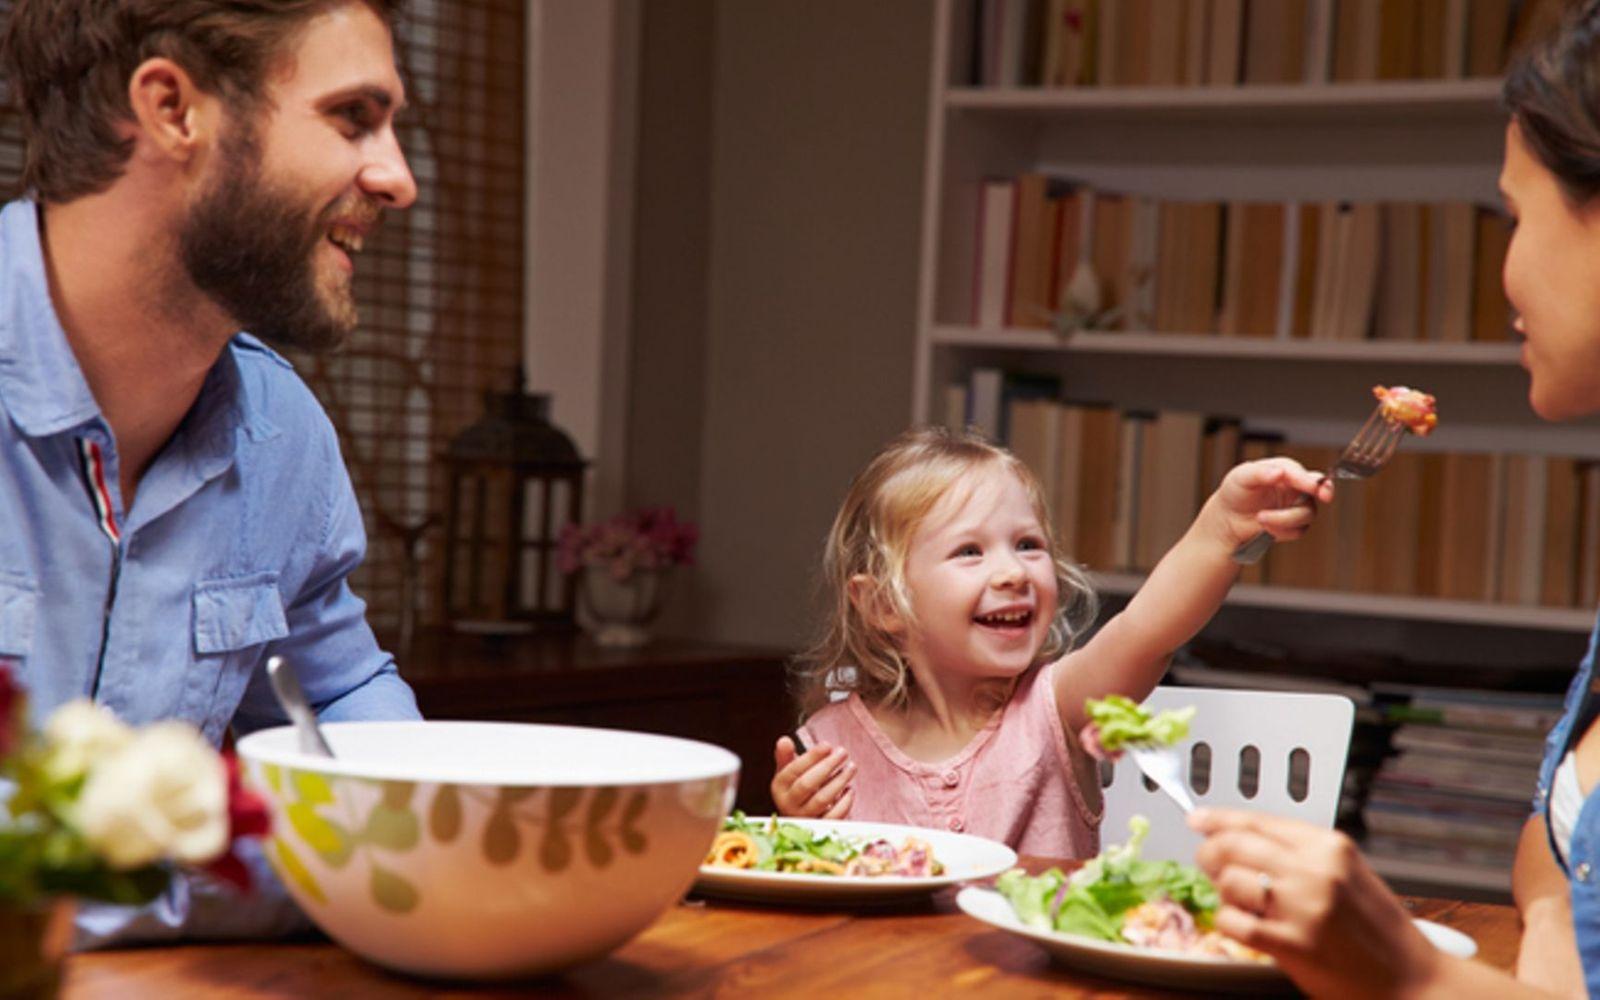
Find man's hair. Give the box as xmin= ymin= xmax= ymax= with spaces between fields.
xmin=0 ymin=0 xmax=404 ymax=203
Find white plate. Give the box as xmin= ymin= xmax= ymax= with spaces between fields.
xmin=693 ymin=817 xmax=1017 ymax=903
xmin=955 ymin=887 xmax=1477 ymax=994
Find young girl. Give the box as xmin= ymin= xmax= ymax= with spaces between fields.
xmin=770 ymin=426 xmax=1332 ymax=857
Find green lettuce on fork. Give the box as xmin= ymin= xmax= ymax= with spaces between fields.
xmin=1083 ymin=695 xmax=1194 ymax=755
xmin=995 ymin=816 xmax=1220 ymax=943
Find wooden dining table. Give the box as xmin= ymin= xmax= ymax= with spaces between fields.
xmin=60 ymin=858 xmax=1519 ymax=999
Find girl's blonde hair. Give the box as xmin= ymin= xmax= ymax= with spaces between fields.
xmin=793 ymin=426 xmax=1098 ymax=716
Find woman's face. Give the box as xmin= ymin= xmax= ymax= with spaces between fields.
xmin=1500 ymin=120 xmax=1600 ymax=421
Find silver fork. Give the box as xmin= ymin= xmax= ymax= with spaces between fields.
xmin=1127 ymin=744 xmax=1195 ymax=814
xmin=1231 ymin=404 xmax=1408 ymax=565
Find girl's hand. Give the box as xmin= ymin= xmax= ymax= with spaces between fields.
xmin=1188 ymin=808 xmax=1446 ymax=998
xmin=1208 ymin=458 xmax=1335 ymax=550
xmin=771 ymin=736 xmax=855 ymax=819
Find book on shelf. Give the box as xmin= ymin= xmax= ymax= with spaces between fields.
xmin=969 ymin=0 xmax=1532 ymax=91
xmin=967 ymin=182 xmax=1510 ymax=343
xmin=1134 ymin=410 xmax=1206 ymax=570
xmin=973 ymin=178 xmax=1015 ymax=329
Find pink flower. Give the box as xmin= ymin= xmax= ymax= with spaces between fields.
xmin=556 ymin=506 xmax=700 ymax=581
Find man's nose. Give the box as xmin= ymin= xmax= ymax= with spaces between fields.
xmin=361 ymin=129 xmax=418 ymax=209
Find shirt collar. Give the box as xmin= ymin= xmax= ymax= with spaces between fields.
xmin=0 ymin=198 xmax=273 ymax=447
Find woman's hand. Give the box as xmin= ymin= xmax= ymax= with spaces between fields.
xmin=771 ymin=736 xmax=855 ymax=819
xmin=1189 ymin=808 xmax=1446 ymax=998
xmin=1206 ymin=457 xmax=1335 ymax=550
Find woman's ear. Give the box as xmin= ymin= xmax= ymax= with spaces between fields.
xmin=847 ymin=574 xmax=904 ymax=634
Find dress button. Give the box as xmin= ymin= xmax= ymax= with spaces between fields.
xmin=1579 ymin=862 xmax=1592 ymax=883
xmin=942 ymin=770 xmax=959 ymax=788
xmin=947 ymin=817 xmax=964 ymax=832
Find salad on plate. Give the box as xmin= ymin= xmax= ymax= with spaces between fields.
xmin=995 ymin=816 xmax=1266 ymax=963
xmin=704 ymin=811 xmax=943 ymax=877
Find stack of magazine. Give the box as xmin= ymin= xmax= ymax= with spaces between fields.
xmin=1360 ymin=684 xmax=1562 ymax=893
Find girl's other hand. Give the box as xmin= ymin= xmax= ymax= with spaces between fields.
xmin=771 ymin=736 xmax=855 ymax=819
xmin=1209 ymin=457 xmax=1335 ymax=549
xmin=1188 ymin=808 xmax=1445 ymax=998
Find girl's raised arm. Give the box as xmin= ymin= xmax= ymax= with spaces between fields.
xmin=1051 ymin=458 xmax=1332 ymax=734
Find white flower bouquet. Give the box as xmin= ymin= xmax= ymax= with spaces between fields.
xmin=0 ymin=662 xmax=269 ymax=906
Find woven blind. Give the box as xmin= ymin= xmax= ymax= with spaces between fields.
xmin=0 ymin=1 xmax=527 ymax=638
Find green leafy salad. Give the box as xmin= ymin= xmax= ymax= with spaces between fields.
xmin=1084 ymin=695 xmax=1194 ymax=755
xmin=705 ymin=811 xmax=942 ymax=877
xmin=994 ymin=817 xmax=1262 ymax=960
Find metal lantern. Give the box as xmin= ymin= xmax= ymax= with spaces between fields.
xmin=440 ymin=385 xmax=586 ymax=631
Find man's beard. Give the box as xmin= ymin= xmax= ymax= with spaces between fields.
xmin=179 ymin=124 xmax=362 ymax=353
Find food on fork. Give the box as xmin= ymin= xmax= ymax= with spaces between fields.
xmin=1372 ymin=385 xmax=1439 ymax=436
xmin=996 ymin=816 xmax=1269 ymax=963
xmin=1079 ymin=694 xmax=1195 ymax=761
xmin=704 ymin=812 xmax=944 ymax=877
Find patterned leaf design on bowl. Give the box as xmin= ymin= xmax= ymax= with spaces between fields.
xmin=429 ymin=785 xmax=462 ymax=842
xmin=370 ymin=862 xmax=419 ymax=914
xmin=271 ymin=836 xmax=326 ymax=904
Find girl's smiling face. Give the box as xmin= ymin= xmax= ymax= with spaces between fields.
xmin=895 ymin=464 xmax=1059 ymax=686
xmin=1500 ymin=119 xmax=1600 ymax=421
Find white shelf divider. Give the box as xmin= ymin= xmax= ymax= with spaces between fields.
xmin=943 ymin=78 xmax=1505 ymax=121
xmin=1091 ymin=571 xmax=1596 ymax=633
xmin=931 ymin=326 xmax=1523 ymax=366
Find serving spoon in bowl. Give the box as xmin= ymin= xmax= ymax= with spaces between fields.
xmin=266 ymin=654 xmax=335 ymax=758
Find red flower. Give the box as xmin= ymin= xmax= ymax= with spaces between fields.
xmin=0 ymin=660 xmax=21 ymax=759
xmin=203 ymin=750 xmax=272 ymax=893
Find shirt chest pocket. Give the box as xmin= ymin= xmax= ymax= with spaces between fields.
xmin=193 ymin=573 xmax=289 ymax=655
xmin=185 ymin=573 xmax=289 ymax=737
xmin=0 ymin=573 xmax=38 ymax=659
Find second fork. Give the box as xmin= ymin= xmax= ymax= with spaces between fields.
xmin=1230 ymin=405 xmax=1407 ymax=565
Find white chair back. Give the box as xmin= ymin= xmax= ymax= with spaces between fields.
xmin=1101 ymin=686 xmax=1355 ymax=862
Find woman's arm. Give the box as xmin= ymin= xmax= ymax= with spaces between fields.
xmin=1053 ymin=459 xmax=1331 ymax=732
xmin=1191 ymin=808 xmax=1560 ymax=999
xmin=1512 ymin=813 xmax=1585 ymax=995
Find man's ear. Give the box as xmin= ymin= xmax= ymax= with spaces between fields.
xmin=847 ymin=574 xmax=904 ymax=634
xmin=126 ymin=57 xmax=212 ymax=164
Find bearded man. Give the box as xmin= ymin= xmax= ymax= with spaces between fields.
xmin=0 ymin=0 xmax=423 ymax=943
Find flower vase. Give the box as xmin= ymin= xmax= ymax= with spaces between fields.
xmin=0 ymin=899 xmax=74 ymax=1000
xmin=580 ymin=567 xmax=668 ymax=648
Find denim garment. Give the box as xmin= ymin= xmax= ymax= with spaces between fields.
xmin=1534 ymin=612 xmax=1600 ymax=994
xmin=0 ymin=198 xmax=420 ymax=944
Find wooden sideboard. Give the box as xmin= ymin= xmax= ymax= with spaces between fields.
xmin=391 ymin=628 xmax=793 ymax=813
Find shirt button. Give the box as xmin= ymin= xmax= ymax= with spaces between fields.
xmin=942 ymin=770 xmax=959 ymax=788
xmin=1579 ymin=862 xmax=1592 ymax=883
xmin=947 ymin=817 xmax=964 ymax=832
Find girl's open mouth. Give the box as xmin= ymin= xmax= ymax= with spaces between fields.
xmin=973 ymin=609 xmax=1033 ymax=629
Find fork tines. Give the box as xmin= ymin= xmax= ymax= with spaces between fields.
xmin=1336 ymin=404 xmax=1407 ymax=478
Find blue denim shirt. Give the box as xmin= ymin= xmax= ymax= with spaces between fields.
xmin=1534 ymin=613 xmax=1600 ymax=994
xmin=0 ymin=199 xmax=420 ymax=944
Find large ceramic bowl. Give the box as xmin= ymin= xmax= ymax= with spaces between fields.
xmin=236 ymin=721 xmax=740 ymax=979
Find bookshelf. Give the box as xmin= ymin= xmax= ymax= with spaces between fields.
xmin=917 ymin=0 xmax=1584 ymax=900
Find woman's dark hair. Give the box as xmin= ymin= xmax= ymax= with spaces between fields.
xmin=1504 ymin=0 xmax=1600 ymax=203
xmin=0 ymin=0 xmax=405 ymax=204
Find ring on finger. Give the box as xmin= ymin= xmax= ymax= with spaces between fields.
xmin=1256 ymin=870 xmax=1273 ymax=911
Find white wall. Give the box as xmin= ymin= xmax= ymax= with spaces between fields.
xmin=680 ymin=1 xmax=933 ymax=645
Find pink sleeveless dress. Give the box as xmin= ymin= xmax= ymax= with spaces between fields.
xmin=798 ymin=660 xmax=1103 ymax=858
